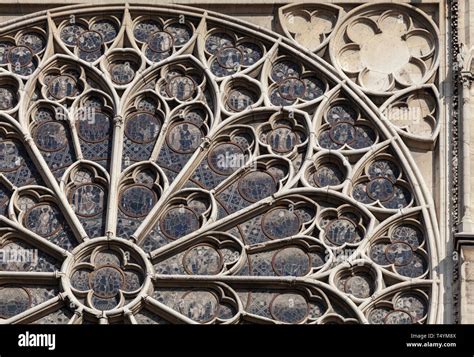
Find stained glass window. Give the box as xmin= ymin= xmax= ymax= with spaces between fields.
xmin=0 ymin=3 xmax=440 ymax=325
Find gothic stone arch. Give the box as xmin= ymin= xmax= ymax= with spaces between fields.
xmin=0 ymin=2 xmax=445 ymax=324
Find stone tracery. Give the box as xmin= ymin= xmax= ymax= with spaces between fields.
xmin=0 ymin=3 xmax=441 ymax=324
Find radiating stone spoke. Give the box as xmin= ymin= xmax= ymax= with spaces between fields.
xmin=0 ymin=2 xmax=440 ymax=325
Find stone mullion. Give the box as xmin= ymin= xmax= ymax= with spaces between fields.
xmin=131 ymin=143 xmax=211 ymax=243
xmin=0 ymin=271 xmax=58 ymax=283
xmin=129 ymin=16 xmax=223 ymax=242
xmin=104 ymin=115 xmax=125 ymax=238
xmin=148 ymin=194 xmax=274 ymax=259
xmin=6 ymin=13 xmax=88 ymax=242
xmin=142 ymin=295 xmax=197 ymax=324
xmin=6 ymin=294 xmax=63 ymax=324
xmin=0 ymin=215 xmax=70 ymax=259
xmin=0 ymin=1 xmax=449 ymax=325
xmin=68 ymin=115 xmax=84 ymax=161
xmin=21 ymin=133 xmax=89 ymax=241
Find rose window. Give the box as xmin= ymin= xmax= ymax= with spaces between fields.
xmin=0 ymin=3 xmax=440 ymax=324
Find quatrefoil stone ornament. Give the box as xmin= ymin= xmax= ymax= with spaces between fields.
xmin=62 ymin=239 xmax=152 ymax=313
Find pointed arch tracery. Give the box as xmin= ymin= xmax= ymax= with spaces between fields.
xmin=0 ymin=3 xmax=441 ymax=324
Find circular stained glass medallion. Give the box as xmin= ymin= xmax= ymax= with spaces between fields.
xmin=262 ymin=208 xmax=300 ymax=239
xmin=8 ymin=46 xmax=33 ymax=67
xmin=48 ymin=75 xmax=77 ymax=99
xmin=77 ymin=111 xmax=110 ymax=143
xmin=34 ymin=122 xmax=68 ymax=152
xmin=148 ymin=31 xmax=174 ymax=53
xmin=278 ymin=78 xmax=305 ymax=100
xmin=166 ymin=76 xmax=196 ymax=101
xmin=183 ymin=245 xmax=223 ymax=275
xmin=216 ymin=47 xmax=242 ymax=69
xmin=238 ymin=171 xmax=277 ymax=202
xmin=270 ymin=293 xmax=308 ymax=323
xmin=110 ymin=63 xmax=135 ymax=84
xmin=0 ymin=287 xmax=31 ymax=318
xmin=267 ymin=126 xmax=299 ymax=153
xmin=367 ymin=178 xmax=395 ymax=202
xmin=325 ymin=218 xmax=357 ymax=246
xmin=160 ymin=207 xmax=200 ymax=240
xmin=119 ymin=185 xmax=157 ymax=218
xmin=344 ymin=275 xmax=372 ymax=299
xmin=0 ymin=88 xmax=15 ymax=110
xmin=90 ymin=265 xmax=124 ymax=298
xmin=25 ymin=204 xmax=61 ymax=237
xmin=208 ymin=143 xmax=245 ymax=175
xmin=125 ymin=112 xmax=161 ymax=144
xmin=77 ymin=31 xmax=103 ymax=52
xmin=329 ymin=122 xmax=356 ymax=145
xmin=272 ymin=247 xmax=311 ymax=276
xmin=385 ymin=242 xmax=413 ymax=266
xmin=178 ymin=290 xmax=219 ymax=323
xmin=0 ymin=140 xmax=21 ymax=171
xmin=166 ymin=122 xmax=202 ymax=153
xmin=70 ymin=184 xmax=105 ymax=217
